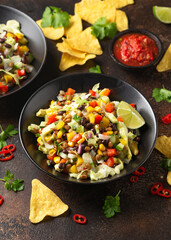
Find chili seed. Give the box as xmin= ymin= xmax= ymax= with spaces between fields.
xmin=4 ymin=43 xmax=11 ymax=48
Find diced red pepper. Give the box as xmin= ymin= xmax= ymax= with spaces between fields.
xmin=95 ymin=114 xmax=103 ymax=124
xmin=157 ymin=188 xmax=171 ymax=198
xmin=130 ymin=175 xmax=138 ymax=183
xmin=89 ymin=101 xmax=98 ymax=108
xmin=0 ymin=82 xmax=8 ymax=93
xmin=117 ymin=117 xmax=123 ymax=122
xmin=89 ymin=89 xmax=96 ymax=96
xmin=151 ymin=182 xmax=163 ymax=195
xmin=132 ymin=166 xmax=145 ymax=176
xmin=0 ymin=195 xmax=3 ymax=206
xmin=65 ymin=88 xmax=75 ymax=95
xmin=161 ymin=114 xmax=171 ymax=124
xmin=130 ymin=103 xmax=135 ymax=108
xmin=106 ymin=157 xmax=115 ymax=167
xmin=100 ymin=89 xmax=111 ymax=96
xmin=2 ymin=144 xmax=15 ymax=153
xmin=17 ymin=69 xmax=26 ymax=76
xmin=0 ymin=150 xmax=13 ymax=161
xmin=46 ymin=114 xmax=57 ymax=125
xmin=73 ymin=214 xmax=87 ymax=224
xmin=105 ymin=102 xmax=115 ymax=113
xmin=107 ymin=148 xmax=117 ymax=157
xmin=71 ymin=133 xmax=82 ymax=143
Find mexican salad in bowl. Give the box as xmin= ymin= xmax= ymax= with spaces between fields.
xmin=28 ymin=83 xmax=145 ymax=181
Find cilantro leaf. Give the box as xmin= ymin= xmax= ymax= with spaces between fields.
xmin=91 ymin=17 xmax=117 ymax=40
xmin=152 ymin=86 xmax=171 ymax=103
xmin=89 ymin=65 xmax=102 ymax=73
xmin=41 ymin=6 xmax=70 ymax=29
xmin=0 ymin=124 xmax=18 ymax=150
xmin=73 ymin=114 xmax=82 ymax=122
xmin=160 ymin=158 xmax=171 ymax=171
xmin=5 ymin=124 xmax=18 ymax=137
xmin=102 ymin=191 xmax=121 ymax=218
xmin=152 ymin=88 xmax=164 ymax=102
xmin=0 ymin=170 xmax=24 ymax=192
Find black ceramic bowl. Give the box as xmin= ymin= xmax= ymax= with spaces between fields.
xmin=0 ymin=5 xmax=47 ymax=98
xmin=109 ymin=29 xmax=163 ymax=70
xmin=19 ymin=73 xmax=157 ymax=184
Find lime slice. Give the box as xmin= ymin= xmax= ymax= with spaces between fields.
xmin=117 ymin=101 xmax=145 ymax=129
xmin=153 ymin=6 xmax=171 ymax=24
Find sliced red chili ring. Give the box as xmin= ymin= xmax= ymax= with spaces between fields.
xmin=130 ymin=175 xmax=138 ymax=183
xmin=73 ymin=214 xmax=87 ymax=224
xmin=0 ymin=195 xmax=3 ymax=206
xmin=0 ymin=150 xmax=13 ymax=161
xmin=161 ymin=114 xmax=171 ymax=124
xmin=151 ymin=182 xmax=163 ymax=195
xmin=132 ymin=166 xmax=145 ymax=176
xmin=2 ymin=144 xmax=15 ymax=152
xmin=157 ymin=188 xmax=171 ymax=198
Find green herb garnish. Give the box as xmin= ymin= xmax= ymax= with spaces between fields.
xmin=89 ymin=65 xmax=102 ymax=73
xmin=0 ymin=124 xmax=18 ymax=149
xmin=160 ymin=158 xmax=171 ymax=171
xmin=91 ymin=17 xmax=117 ymax=40
xmin=0 ymin=170 xmax=24 ymax=192
xmin=73 ymin=114 xmax=82 ymax=123
xmin=102 ymin=191 xmax=121 ymax=218
xmin=152 ymin=85 xmax=171 ymax=103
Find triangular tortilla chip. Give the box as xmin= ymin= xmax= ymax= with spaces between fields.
xmin=155 ymin=135 xmax=171 ymax=158
xmin=36 ymin=19 xmax=64 ymax=40
xmin=65 ymin=27 xmax=103 ymax=55
xmin=156 ymin=44 xmax=171 ymax=72
xmin=29 ymin=179 xmax=68 ymax=223
xmin=116 ymin=10 xmax=128 ymax=32
xmin=105 ymin=0 xmax=134 ymax=9
xmin=64 ymin=14 xmax=83 ymax=39
xmin=167 ymin=171 xmax=171 ymax=185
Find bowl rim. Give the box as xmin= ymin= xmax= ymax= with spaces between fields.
xmin=109 ymin=28 xmax=164 ymax=69
xmin=19 ymin=73 xmax=157 ymax=185
xmin=0 ymin=4 xmax=47 ymax=99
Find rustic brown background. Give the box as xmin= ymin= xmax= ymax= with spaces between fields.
xmin=0 ymin=0 xmax=171 ymax=239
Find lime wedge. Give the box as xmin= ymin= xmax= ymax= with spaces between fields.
xmin=153 ymin=6 xmax=171 ymax=24
xmin=117 ymin=101 xmax=145 ymax=129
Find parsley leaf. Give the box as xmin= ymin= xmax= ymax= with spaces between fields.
xmin=152 ymin=85 xmax=171 ymax=103
xmin=73 ymin=114 xmax=82 ymax=123
xmin=160 ymin=158 xmax=171 ymax=171
xmin=102 ymin=191 xmax=121 ymax=218
xmin=0 ymin=170 xmax=24 ymax=192
xmin=89 ymin=65 xmax=102 ymax=73
xmin=91 ymin=17 xmax=117 ymax=40
xmin=0 ymin=124 xmax=18 ymax=150
xmin=41 ymin=6 xmax=70 ymax=29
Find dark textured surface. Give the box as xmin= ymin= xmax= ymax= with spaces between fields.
xmin=0 ymin=0 xmax=171 ymax=240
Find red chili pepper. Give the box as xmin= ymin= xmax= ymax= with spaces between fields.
xmin=0 ymin=82 xmax=8 ymax=93
xmin=157 ymin=188 xmax=171 ymax=198
xmin=73 ymin=214 xmax=87 ymax=224
xmin=17 ymin=69 xmax=26 ymax=76
xmin=0 ymin=195 xmax=3 ymax=206
xmin=130 ymin=175 xmax=138 ymax=183
xmin=107 ymin=148 xmax=117 ymax=157
xmin=89 ymin=100 xmax=98 ymax=108
xmin=132 ymin=166 xmax=145 ymax=176
xmin=2 ymin=144 xmax=15 ymax=152
xmin=95 ymin=114 xmax=103 ymax=124
xmin=89 ymin=89 xmax=96 ymax=96
xmin=0 ymin=150 xmax=13 ymax=161
xmin=46 ymin=114 xmax=57 ymax=125
xmin=130 ymin=103 xmax=135 ymax=108
xmin=161 ymin=114 xmax=171 ymax=124
xmin=151 ymin=182 xmax=163 ymax=195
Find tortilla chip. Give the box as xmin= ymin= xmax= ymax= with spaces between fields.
xmin=74 ymin=0 xmax=116 ymax=24
xmin=155 ymin=135 xmax=171 ymax=158
xmin=57 ymin=38 xmax=86 ymax=58
xmin=116 ymin=10 xmax=128 ymax=31
xmin=105 ymin=0 xmax=134 ymax=9
xmin=36 ymin=19 xmax=64 ymax=40
xmin=65 ymin=27 xmax=103 ymax=55
xmin=167 ymin=171 xmax=171 ymax=185
xmin=64 ymin=14 xmax=83 ymax=39
xmin=59 ymin=52 xmax=96 ymax=71
xmin=156 ymin=44 xmax=171 ymax=72
xmin=29 ymin=179 xmax=68 ymax=223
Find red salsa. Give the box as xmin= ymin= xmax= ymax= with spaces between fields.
xmin=113 ymin=33 xmax=159 ymax=67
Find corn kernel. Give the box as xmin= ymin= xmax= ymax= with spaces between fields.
xmin=56 ymin=120 xmax=65 ymax=130
xmin=54 ymin=156 xmax=61 ymax=164
xmin=57 ymin=130 xmax=63 ymax=138
xmin=50 ymin=100 xmax=55 ymax=105
xmin=78 ymin=137 xmax=85 ymax=144
xmin=88 ymin=113 xmax=95 ymax=124
xmin=16 ymin=33 xmax=24 ymax=39
xmin=119 ymin=139 xmax=127 ymax=145
xmin=4 ymin=74 xmax=13 ymax=83
xmin=97 ymin=149 xmax=103 ymax=155
xmin=100 ymin=117 xmax=110 ymax=128
xmin=37 ymin=136 xmax=43 ymax=145
xmin=94 ymin=106 xmax=101 ymax=112
xmin=19 ymin=45 xmax=29 ymax=53
xmin=68 ymin=141 xmax=74 ymax=147
xmin=69 ymin=165 xmax=78 ymax=173
xmin=7 ymin=32 xmax=14 ymax=38
xmin=44 ymin=135 xmax=51 ymax=142
xmin=86 ymin=106 xmax=94 ymax=112
xmin=106 ymin=131 xmax=114 ymax=135
xmin=99 ymin=144 xmax=106 ymax=151
xmin=76 ymin=157 xmax=83 ymax=166
xmin=48 ymin=149 xmax=56 ymax=156
xmin=67 ymin=131 xmax=75 ymax=141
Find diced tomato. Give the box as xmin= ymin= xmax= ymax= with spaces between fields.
xmin=100 ymin=88 xmax=110 ymax=96
xmin=89 ymin=100 xmax=98 ymax=108
xmin=0 ymin=82 xmax=8 ymax=93
xmin=95 ymin=114 xmax=103 ymax=124
xmin=46 ymin=114 xmax=57 ymax=125
xmin=107 ymin=148 xmax=117 ymax=157
xmin=130 ymin=103 xmax=135 ymax=108
xmin=89 ymin=89 xmax=96 ymax=96
xmin=106 ymin=157 xmax=115 ymax=167
xmin=105 ymin=102 xmax=115 ymax=113
xmin=47 ymin=154 xmax=55 ymax=161
xmin=71 ymin=133 xmax=82 ymax=143
xmin=117 ymin=117 xmax=123 ymax=122
xmin=17 ymin=69 xmax=25 ymax=76
xmin=65 ymin=88 xmax=75 ymax=95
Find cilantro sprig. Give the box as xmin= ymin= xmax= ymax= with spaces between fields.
xmin=41 ymin=6 xmax=70 ymax=29
xmin=0 ymin=170 xmax=24 ymax=192
xmin=91 ymin=17 xmax=117 ymax=40
xmin=152 ymin=85 xmax=171 ymax=103
xmin=0 ymin=124 xmax=18 ymax=150
xmin=160 ymin=158 xmax=171 ymax=171
xmin=73 ymin=114 xmax=82 ymax=123
xmin=89 ymin=65 xmax=102 ymax=73
xmin=102 ymin=191 xmax=121 ymax=218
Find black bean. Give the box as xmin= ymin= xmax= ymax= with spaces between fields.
xmin=0 ymin=38 xmax=6 ymax=43
xmin=4 ymin=43 xmax=11 ymax=48
xmin=111 ymin=123 xmax=117 ymax=131
xmin=21 ymin=56 xmax=26 ymax=64
xmin=62 ymin=133 xmax=67 ymax=140
xmin=77 ymin=104 xmax=85 ymax=111
xmin=81 ymin=117 xmax=87 ymax=126
xmin=58 ymin=110 xmax=66 ymax=115
xmin=91 ymin=128 xmax=96 ymax=134
xmin=62 ymin=149 xmax=68 ymax=154
xmin=58 ymin=163 xmax=65 ymax=169
xmin=49 ymin=160 xmax=55 ymax=165
xmin=0 ymin=52 xmax=5 ymax=58
xmin=135 ymin=136 xmax=140 ymax=142
xmin=101 ymin=139 xmax=109 ymax=146
xmin=85 ymin=123 xmax=93 ymax=129
xmin=0 ymin=57 xmax=2 ymax=64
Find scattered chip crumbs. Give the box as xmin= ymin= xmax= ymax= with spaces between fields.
xmin=167 ymin=171 xmax=171 ymax=185
xmin=29 ymin=179 xmax=68 ymax=224
xmin=59 ymin=52 xmax=96 ymax=71
xmin=64 ymin=14 xmax=83 ymax=39
xmin=155 ymin=135 xmax=171 ymax=158
xmin=116 ymin=10 xmax=128 ymax=31
xmin=156 ymin=44 xmax=171 ymax=72
xmin=36 ymin=19 xmax=64 ymax=40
